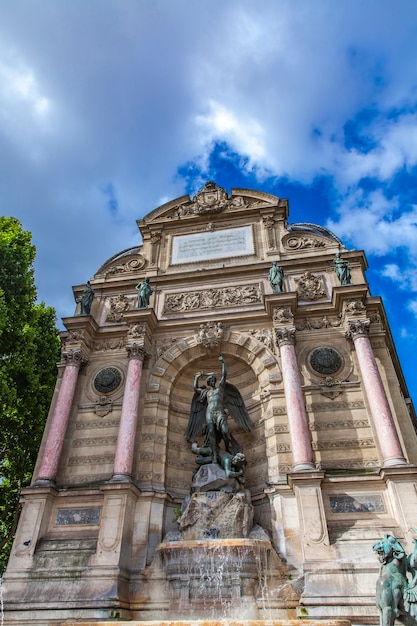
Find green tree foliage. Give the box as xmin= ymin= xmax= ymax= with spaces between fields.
xmin=0 ymin=217 xmax=60 ymax=574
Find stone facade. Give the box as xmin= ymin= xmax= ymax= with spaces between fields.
xmin=3 ymin=182 xmax=417 ymax=624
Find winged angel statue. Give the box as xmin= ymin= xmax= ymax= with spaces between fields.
xmin=185 ymin=356 xmax=253 ymax=478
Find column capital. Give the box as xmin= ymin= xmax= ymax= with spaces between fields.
xmin=62 ymin=347 xmax=89 ymax=367
xmin=274 ymin=326 xmax=296 ymax=347
xmin=345 ymin=318 xmax=370 ymax=341
xmin=126 ymin=342 xmax=146 ymax=361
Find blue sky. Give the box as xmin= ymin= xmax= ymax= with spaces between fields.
xmin=1 ymin=0 xmax=417 ymax=405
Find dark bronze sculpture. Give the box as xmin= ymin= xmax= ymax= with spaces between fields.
xmin=334 ymin=252 xmax=352 ymax=285
xmin=185 ymin=355 xmax=252 ymax=468
xmin=78 ymin=281 xmax=94 ymax=316
xmin=269 ymin=261 xmax=284 ymax=293
xmin=135 ymin=277 xmax=153 ymax=308
xmin=373 ymin=532 xmax=417 ymax=626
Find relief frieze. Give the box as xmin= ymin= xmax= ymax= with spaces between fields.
xmin=68 ymin=455 xmax=114 ymax=466
xmin=74 ymin=418 xmax=120 ymax=430
xmin=311 ymin=438 xmax=374 ymax=450
xmin=72 ymin=436 xmax=117 ymax=447
xmin=295 ymin=315 xmax=342 ymax=331
xmin=163 ymin=283 xmax=262 ymax=313
xmin=310 ymin=418 xmax=369 ymax=430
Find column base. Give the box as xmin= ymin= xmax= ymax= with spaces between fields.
xmin=382 ymin=456 xmax=408 ymax=468
xmin=292 ymin=462 xmax=316 ymax=472
xmin=34 ymin=478 xmax=56 ymax=487
xmin=110 ymin=473 xmax=132 ymax=483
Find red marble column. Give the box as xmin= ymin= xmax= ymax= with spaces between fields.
xmin=275 ymin=327 xmax=315 ymax=471
xmin=36 ymin=349 xmax=87 ymax=484
xmin=347 ymin=319 xmax=407 ymax=467
xmin=112 ymin=343 xmax=146 ymax=480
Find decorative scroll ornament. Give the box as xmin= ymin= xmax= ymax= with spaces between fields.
xmin=105 ymin=254 xmax=146 ymax=276
xmin=106 ymin=294 xmax=132 ymax=323
xmin=296 ymin=271 xmax=326 ymax=301
xmin=163 ymin=284 xmax=262 ymax=313
xmin=274 ymin=326 xmax=296 ymax=347
xmin=273 ymin=307 xmax=294 ymax=324
xmin=343 ymin=300 xmax=366 ymax=317
xmin=319 ymin=376 xmax=343 ymax=400
xmin=198 ymin=321 xmax=224 ymax=348
xmin=282 ymin=234 xmax=326 ymax=250
xmin=345 ymin=319 xmax=370 ymax=340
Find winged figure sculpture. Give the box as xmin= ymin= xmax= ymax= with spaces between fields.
xmin=185 ymin=355 xmax=252 ymax=467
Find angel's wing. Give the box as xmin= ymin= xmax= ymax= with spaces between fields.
xmin=185 ymin=389 xmax=207 ymax=442
xmin=224 ymin=382 xmax=253 ymax=432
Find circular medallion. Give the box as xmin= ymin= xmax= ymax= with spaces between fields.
xmin=309 ymin=347 xmax=342 ymax=375
xmin=93 ymin=367 xmax=122 ymax=394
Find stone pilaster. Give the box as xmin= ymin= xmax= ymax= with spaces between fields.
xmin=346 ymin=317 xmax=407 ymax=467
xmin=35 ymin=348 xmax=88 ymax=484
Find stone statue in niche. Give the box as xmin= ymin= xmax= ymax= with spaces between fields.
xmin=135 ymin=277 xmax=153 ymax=308
xmin=373 ymin=531 xmax=417 ymax=626
xmin=185 ymin=355 xmax=252 ymax=476
xmin=78 ymin=281 xmax=94 ymax=316
xmin=268 ymin=261 xmax=284 ymax=293
xmin=334 ymin=252 xmax=352 ymax=285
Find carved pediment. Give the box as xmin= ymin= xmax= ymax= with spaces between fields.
xmin=138 ymin=182 xmax=281 ymax=225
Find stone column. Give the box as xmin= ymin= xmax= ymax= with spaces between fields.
xmin=36 ymin=349 xmax=87 ymax=484
xmin=275 ymin=326 xmax=315 ymax=471
xmin=346 ymin=319 xmax=407 ymax=467
xmin=113 ymin=342 xmax=146 ymax=480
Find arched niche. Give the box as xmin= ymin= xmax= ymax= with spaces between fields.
xmin=134 ymin=330 xmax=281 ymax=506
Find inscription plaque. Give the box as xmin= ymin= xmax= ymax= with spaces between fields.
xmin=56 ymin=507 xmax=101 ymax=525
xmin=171 ymin=226 xmax=254 ymax=264
xmin=329 ymin=494 xmax=384 ymax=514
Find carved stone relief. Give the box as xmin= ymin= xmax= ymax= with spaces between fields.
xmin=247 ymin=328 xmax=274 ymax=350
xmin=343 ymin=300 xmax=366 ymax=318
xmin=296 ymin=271 xmax=327 ymax=301
xmin=198 ymin=321 xmax=224 ymax=348
xmin=273 ymin=307 xmax=294 ymax=324
xmin=163 ymin=284 xmax=262 ymax=313
xmin=105 ymin=294 xmax=133 ymax=323
xmin=173 ymin=181 xmax=265 ymax=218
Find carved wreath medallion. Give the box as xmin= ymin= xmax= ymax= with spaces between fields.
xmin=93 ymin=367 xmax=123 ymax=394
xmin=309 ymin=348 xmax=342 ymax=375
